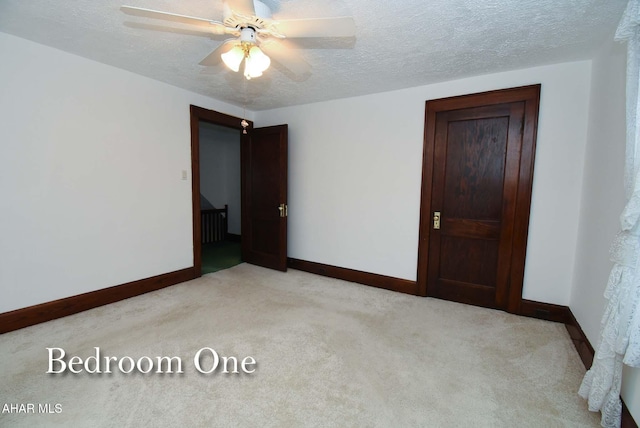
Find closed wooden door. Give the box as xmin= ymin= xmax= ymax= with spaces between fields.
xmin=417 ymin=85 xmax=540 ymax=312
xmin=241 ymin=124 xmax=288 ymax=271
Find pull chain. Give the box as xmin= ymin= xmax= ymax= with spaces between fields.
xmin=241 ymin=105 xmax=248 ymax=134
xmin=241 ymin=79 xmax=249 ymax=134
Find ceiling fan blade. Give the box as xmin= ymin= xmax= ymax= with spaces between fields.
xmin=260 ymin=39 xmax=311 ymax=77
xmin=199 ymin=39 xmax=238 ymax=66
xmin=124 ymin=22 xmax=231 ymax=39
xmin=224 ymin=0 xmax=256 ymax=17
xmin=120 ymin=6 xmax=229 ymax=34
xmin=274 ymin=17 xmax=356 ymax=38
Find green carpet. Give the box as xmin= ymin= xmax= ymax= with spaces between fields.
xmin=201 ymin=240 xmax=242 ymax=274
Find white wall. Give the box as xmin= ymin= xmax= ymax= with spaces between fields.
xmin=0 ymin=30 xmax=592 ymax=312
xmin=571 ymin=39 xmax=640 ymax=421
xmin=256 ymin=61 xmax=592 ymax=305
xmin=572 ymin=40 xmax=627 ymax=351
xmin=199 ymin=122 xmax=242 ymax=235
xmin=0 ymin=32 xmax=249 ymax=313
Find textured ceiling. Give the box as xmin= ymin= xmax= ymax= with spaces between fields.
xmin=0 ymin=0 xmax=627 ymax=111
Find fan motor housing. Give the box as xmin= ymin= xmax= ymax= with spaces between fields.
xmin=239 ymin=27 xmax=257 ymax=43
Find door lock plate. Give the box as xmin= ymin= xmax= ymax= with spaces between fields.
xmin=433 ymin=211 xmax=441 ymax=229
xmin=278 ymin=203 xmax=288 ymax=218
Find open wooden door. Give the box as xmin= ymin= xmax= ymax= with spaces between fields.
xmin=241 ymin=124 xmax=288 ymax=271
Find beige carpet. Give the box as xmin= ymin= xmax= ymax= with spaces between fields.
xmin=0 ymin=263 xmax=598 ymax=427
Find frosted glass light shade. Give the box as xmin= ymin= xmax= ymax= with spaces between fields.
xmin=243 ymin=60 xmax=261 ymax=79
xmin=249 ymin=46 xmax=270 ymax=72
xmin=244 ymin=46 xmax=271 ymax=79
xmin=221 ymin=46 xmax=245 ymax=72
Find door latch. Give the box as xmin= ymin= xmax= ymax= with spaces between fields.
xmin=278 ymin=203 xmax=288 ymax=218
xmin=433 ymin=211 xmax=441 ymax=229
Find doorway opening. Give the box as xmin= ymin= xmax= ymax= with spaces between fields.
xmin=199 ymin=122 xmax=242 ymax=274
xmin=190 ymin=105 xmax=252 ymax=277
xmin=190 ymin=105 xmax=289 ymax=276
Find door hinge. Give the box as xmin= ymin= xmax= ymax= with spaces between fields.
xmin=278 ymin=203 xmax=288 ymax=218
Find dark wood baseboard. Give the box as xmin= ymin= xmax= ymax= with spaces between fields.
xmin=226 ymin=233 xmax=241 ymax=242
xmin=0 ymin=267 xmax=197 ymax=334
xmin=566 ymin=308 xmax=638 ymax=428
xmin=519 ymin=299 xmax=572 ymax=323
xmin=287 ymin=258 xmax=418 ymax=295
xmin=565 ymin=309 xmax=595 ymax=369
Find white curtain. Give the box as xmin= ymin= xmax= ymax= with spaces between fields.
xmin=578 ymin=1 xmax=640 ymax=427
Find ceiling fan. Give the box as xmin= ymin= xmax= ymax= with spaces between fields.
xmin=121 ymin=0 xmax=356 ymax=80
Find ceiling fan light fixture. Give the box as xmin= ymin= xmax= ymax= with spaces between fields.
xmin=222 ymin=41 xmax=271 ymax=80
xmin=220 ymin=26 xmax=271 ymax=80
xmin=221 ymin=45 xmax=245 ymax=72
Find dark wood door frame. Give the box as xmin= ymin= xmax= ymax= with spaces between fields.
xmin=190 ymin=105 xmax=252 ymax=276
xmin=416 ymin=85 xmax=541 ymax=314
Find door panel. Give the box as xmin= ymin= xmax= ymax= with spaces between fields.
xmin=439 ymin=236 xmax=498 ymax=286
xmin=442 ymin=116 xmax=509 ymax=220
xmin=417 ymin=86 xmax=540 ymax=312
xmin=242 ymin=124 xmax=288 ymax=271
